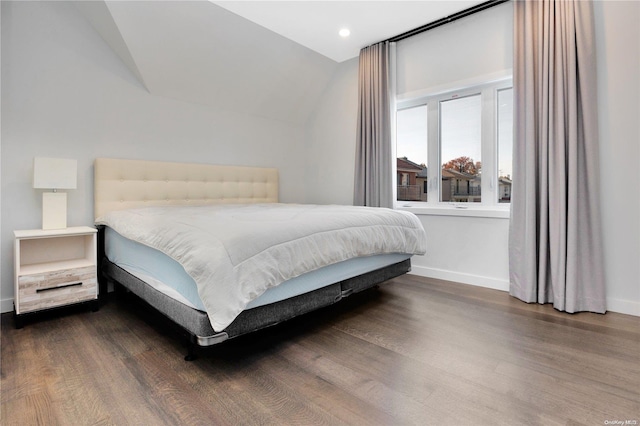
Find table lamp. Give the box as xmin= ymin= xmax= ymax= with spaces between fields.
xmin=33 ymin=157 xmax=77 ymax=230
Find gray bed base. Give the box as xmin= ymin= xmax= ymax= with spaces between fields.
xmin=101 ymin=257 xmax=411 ymax=359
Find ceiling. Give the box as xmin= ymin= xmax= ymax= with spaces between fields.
xmin=212 ymin=1 xmax=485 ymax=63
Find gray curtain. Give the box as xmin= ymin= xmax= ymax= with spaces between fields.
xmin=509 ymin=0 xmax=606 ymax=313
xmin=354 ymin=41 xmax=393 ymax=208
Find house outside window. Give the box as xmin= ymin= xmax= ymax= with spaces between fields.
xmin=397 ymin=157 xmax=427 ymax=201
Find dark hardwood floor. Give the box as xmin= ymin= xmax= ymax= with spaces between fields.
xmin=2 ymin=275 xmax=639 ymax=425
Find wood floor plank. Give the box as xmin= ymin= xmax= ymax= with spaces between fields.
xmin=2 ymin=275 xmax=639 ymax=425
xmin=1 ymin=392 xmax=60 ymax=426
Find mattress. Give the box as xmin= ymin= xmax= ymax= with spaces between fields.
xmin=97 ymin=203 xmax=426 ymax=330
xmin=105 ymin=227 xmax=412 ymax=312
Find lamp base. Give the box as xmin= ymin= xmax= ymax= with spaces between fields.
xmin=42 ymin=192 xmax=67 ymax=230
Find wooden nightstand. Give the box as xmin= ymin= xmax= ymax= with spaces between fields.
xmin=14 ymin=226 xmax=99 ymax=328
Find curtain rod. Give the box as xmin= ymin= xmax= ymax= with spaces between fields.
xmin=384 ymin=0 xmax=510 ymax=44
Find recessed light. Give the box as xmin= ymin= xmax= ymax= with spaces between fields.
xmin=339 ymin=28 xmax=351 ymax=38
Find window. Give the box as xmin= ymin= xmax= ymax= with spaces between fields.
xmin=396 ymin=105 xmax=428 ymax=202
xmin=396 ymin=79 xmax=512 ymax=207
xmin=440 ymin=94 xmax=482 ymax=203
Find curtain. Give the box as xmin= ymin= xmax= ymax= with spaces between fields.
xmin=509 ymin=0 xmax=606 ymax=313
xmin=354 ymin=41 xmax=394 ymax=208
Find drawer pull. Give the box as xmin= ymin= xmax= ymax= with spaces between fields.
xmin=36 ymin=282 xmax=83 ymax=293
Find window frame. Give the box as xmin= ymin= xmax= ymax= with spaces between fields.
xmin=395 ymin=77 xmax=512 ymax=217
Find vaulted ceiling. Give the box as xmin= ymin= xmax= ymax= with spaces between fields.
xmin=75 ymin=1 xmax=337 ymax=125
xmin=74 ymin=1 xmax=482 ymax=126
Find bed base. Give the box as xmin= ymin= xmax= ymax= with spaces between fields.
xmin=101 ymin=257 xmax=411 ymax=360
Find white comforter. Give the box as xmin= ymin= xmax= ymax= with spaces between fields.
xmin=97 ymin=203 xmax=426 ymax=331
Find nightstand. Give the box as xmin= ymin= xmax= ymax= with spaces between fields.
xmin=14 ymin=226 xmax=99 ymax=328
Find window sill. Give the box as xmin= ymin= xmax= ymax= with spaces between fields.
xmin=397 ymin=203 xmax=510 ymax=219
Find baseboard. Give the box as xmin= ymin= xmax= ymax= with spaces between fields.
xmin=1 ymin=297 xmax=14 ymax=314
xmin=409 ymin=265 xmax=510 ymax=292
xmin=409 ymin=266 xmax=640 ymax=317
xmin=606 ymin=297 xmax=640 ymax=317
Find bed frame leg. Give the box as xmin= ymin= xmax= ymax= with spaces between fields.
xmin=184 ymin=341 xmax=198 ymax=361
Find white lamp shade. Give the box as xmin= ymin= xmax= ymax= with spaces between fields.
xmin=33 ymin=157 xmax=77 ymax=190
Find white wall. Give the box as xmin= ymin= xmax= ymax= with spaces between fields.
xmin=593 ymin=0 xmax=640 ymax=315
xmin=305 ymin=57 xmax=359 ymax=206
xmin=306 ymin=1 xmax=640 ymax=316
xmin=396 ymin=1 xmax=513 ymax=98
xmin=0 ymin=1 xmax=326 ymax=311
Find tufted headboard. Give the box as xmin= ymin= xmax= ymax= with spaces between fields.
xmin=94 ymin=158 xmax=279 ymax=220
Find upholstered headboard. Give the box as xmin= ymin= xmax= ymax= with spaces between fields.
xmin=94 ymin=158 xmax=279 ymax=220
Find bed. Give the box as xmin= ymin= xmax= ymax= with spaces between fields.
xmin=94 ymin=158 xmax=426 ymax=359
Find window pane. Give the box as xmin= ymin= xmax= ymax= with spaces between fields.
xmin=396 ymin=105 xmax=428 ymax=202
xmin=440 ymin=94 xmax=482 ymax=203
xmin=497 ymin=88 xmax=513 ymax=203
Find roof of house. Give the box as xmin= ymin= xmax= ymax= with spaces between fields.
xmin=442 ymin=168 xmax=477 ymax=180
xmin=397 ymin=157 xmax=424 ymax=172
xmin=397 ymin=157 xmax=428 ymax=179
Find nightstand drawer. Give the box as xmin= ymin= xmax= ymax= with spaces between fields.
xmin=17 ymin=266 xmax=97 ymax=314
